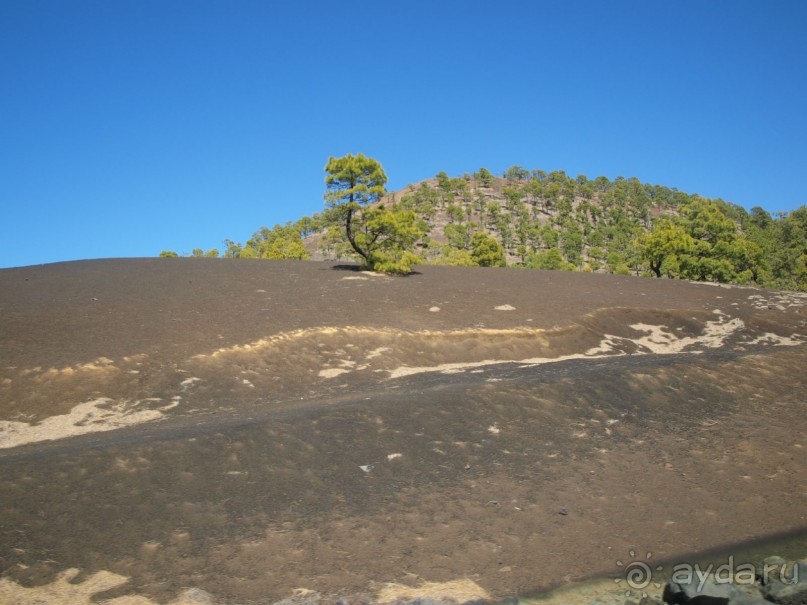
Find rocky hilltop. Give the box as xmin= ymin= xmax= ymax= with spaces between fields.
xmin=174 ymin=167 xmax=805 ymax=291
xmin=293 ymin=169 xmax=804 ymax=290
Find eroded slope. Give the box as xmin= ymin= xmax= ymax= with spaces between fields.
xmin=0 ymin=260 xmax=805 ymax=604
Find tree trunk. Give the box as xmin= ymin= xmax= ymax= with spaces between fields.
xmin=344 ymin=206 xmax=370 ymax=266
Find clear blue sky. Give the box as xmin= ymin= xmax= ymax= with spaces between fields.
xmin=2 ymin=0 xmax=806 ymax=268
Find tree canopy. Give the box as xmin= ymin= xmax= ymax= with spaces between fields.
xmin=324 ymin=153 xmax=387 ymax=210
xmin=323 ymin=153 xmax=423 ymax=274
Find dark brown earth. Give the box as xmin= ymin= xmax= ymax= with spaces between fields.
xmin=0 ymin=259 xmax=805 ymax=604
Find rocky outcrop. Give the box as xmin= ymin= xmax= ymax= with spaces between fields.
xmin=761 ymin=559 xmax=807 ymax=605
xmin=663 ymin=575 xmax=764 ymax=604
xmin=659 ymin=557 xmax=806 ymax=605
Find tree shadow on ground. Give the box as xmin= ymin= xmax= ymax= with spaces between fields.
xmin=326 ymin=263 xmax=422 ymax=276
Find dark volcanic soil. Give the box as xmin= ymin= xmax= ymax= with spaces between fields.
xmin=0 ymin=259 xmax=805 ymax=604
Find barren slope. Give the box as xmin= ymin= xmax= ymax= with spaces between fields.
xmin=0 ymin=259 xmax=805 ymax=604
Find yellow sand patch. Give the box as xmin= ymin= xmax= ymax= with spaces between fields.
xmin=745 ymin=332 xmax=805 ymax=346
xmin=385 ymin=313 xmax=757 ymax=379
xmin=0 ymin=568 xmax=214 ymax=604
xmin=366 ymin=346 xmax=392 ymax=359
xmin=519 ymin=575 xmax=662 ymax=605
xmin=0 ymin=398 xmax=179 ymax=449
xmin=376 ymin=578 xmax=490 ymax=603
xmin=196 ymin=325 xmax=553 ymax=360
xmin=25 ymin=357 xmax=118 ymax=383
xmin=629 ymin=316 xmax=744 ymax=354
xmin=0 ymin=568 xmax=128 ymax=604
xmin=318 ymin=368 xmax=350 ymax=378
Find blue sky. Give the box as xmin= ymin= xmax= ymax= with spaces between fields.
xmin=2 ymin=0 xmax=806 ymax=268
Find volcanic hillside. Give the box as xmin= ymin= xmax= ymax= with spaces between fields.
xmin=1 ymin=259 xmax=806 ymax=604
xmin=304 ymin=172 xmax=673 ymax=268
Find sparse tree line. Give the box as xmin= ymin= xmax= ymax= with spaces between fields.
xmin=161 ymin=154 xmax=806 ymax=290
